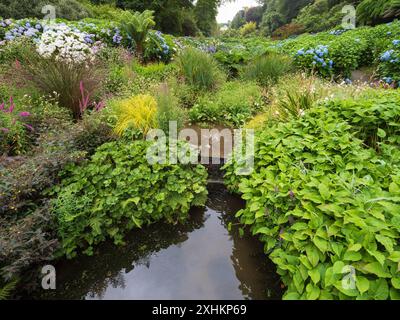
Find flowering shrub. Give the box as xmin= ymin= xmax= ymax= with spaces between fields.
xmin=0 ymin=97 xmax=33 ymax=155
xmin=378 ymin=40 xmax=400 ymax=86
xmin=144 ymin=31 xmax=175 ymax=63
xmin=37 ymin=24 xmax=95 ymax=63
xmin=72 ymin=20 xmax=125 ymax=47
xmin=0 ymin=19 xmax=42 ymax=42
xmin=295 ymin=45 xmax=334 ymax=78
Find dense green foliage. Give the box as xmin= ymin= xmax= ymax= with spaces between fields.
xmin=51 ymin=140 xmax=208 ymax=258
xmin=224 ymin=90 xmax=400 ymax=300
xmin=0 ymin=0 xmax=91 ymax=20
xmin=241 ymin=53 xmax=293 ymax=87
xmin=2 ymin=1 xmax=400 ymax=300
xmin=229 ymin=0 xmax=400 ymax=36
xmin=177 ymin=48 xmax=224 ymax=91
xmin=189 ymin=81 xmax=264 ymax=127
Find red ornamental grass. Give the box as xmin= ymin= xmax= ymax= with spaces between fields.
xmin=79 ymin=80 xmax=106 ymax=114
xmin=79 ymin=80 xmax=91 ymax=115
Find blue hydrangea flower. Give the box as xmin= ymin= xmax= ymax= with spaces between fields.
xmin=381 ymin=50 xmax=394 ymax=62
xmin=393 ymin=40 xmax=400 ymax=46
xmin=383 ymin=77 xmax=393 ymax=84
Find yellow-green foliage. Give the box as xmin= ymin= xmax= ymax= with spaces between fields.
xmin=240 ymin=22 xmax=257 ymax=37
xmin=113 ymin=94 xmax=157 ymax=136
xmin=245 ymin=113 xmax=269 ymax=130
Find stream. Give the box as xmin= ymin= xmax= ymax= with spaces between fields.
xmin=33 ymin=184 xmax=283 ymax=300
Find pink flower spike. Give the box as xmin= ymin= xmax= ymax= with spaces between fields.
xmin=94 ymin=101 xmax=105 ymax=112
xmin=19 ymin=111 xmax=31 ymax=117
xmin=8 ymin=96 xmax=15 ymax=113
xmin=0 ymin=127 xmax=10 ymax=133
xmin=24 ymin=124 xmax=34 ymax=131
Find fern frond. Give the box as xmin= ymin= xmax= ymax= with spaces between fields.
xmin=0 ymin=279 xmax=18 ymax=300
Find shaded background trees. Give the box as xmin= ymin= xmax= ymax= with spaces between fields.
xmin=0 ymin=0 xmax=224 ymax=36
xmin=1 ymin=0 xmax=400 ymax=37
xmin=229 ymin=0 xmax=400 ymax=37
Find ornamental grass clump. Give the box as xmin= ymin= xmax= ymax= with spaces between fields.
xmin=112 ymin=94 xmax=158 ymax=138
xmin=19 ymin=24 xmax=105 ymax=119
xmin=241 ymin=53 xmax=293 ymax=87
xmin=177 ymin=47 xmax=225 ymax=91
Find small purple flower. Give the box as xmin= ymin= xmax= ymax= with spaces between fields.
xmin=19 ymin=111 xmax=31 ymax=117
xmin=0 ymin=127 xmax=10 ymax=133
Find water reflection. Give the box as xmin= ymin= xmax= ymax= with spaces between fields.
xmin=34 ymin=186 xmax=282 ymax=300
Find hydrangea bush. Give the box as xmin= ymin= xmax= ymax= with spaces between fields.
xmin=0 ymin=18 xmax=175 ymax=63
xmin=378 ymin=40 xmax=400 ymax=86
xmin=295 ymin=45 xmax=334 ymax=78
xmin=37 ymin=24 xmax=96 ymax=63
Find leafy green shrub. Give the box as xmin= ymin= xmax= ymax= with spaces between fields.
xmin=177 ymin=47 xmax=225 ymax=91
xmin=144 ymin=31 xmax=175 ymax=63
xmin=168 ymin=77 xmax=202 ymax=109
xmin=329 ymin=34 xmax=370 ymax=77
xmin=323 ymin=89 xmax=400 ymax=149
xmin=52 ymin=140 xmax=208 ymax=258
xmin=241 ymin=53 xmax=293 ymax=87
xmin=189 ymin=81 xmax=263 ymax=127
xmin=0 ymin=38 xmax=34 ymax=65
xmin=224 ymin=91 xmax=400 ymax=300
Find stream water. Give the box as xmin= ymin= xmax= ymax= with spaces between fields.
xmin=34 ymin=185 xmax=282 ymax=300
